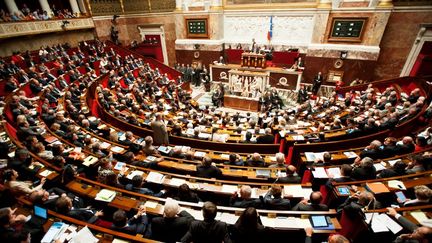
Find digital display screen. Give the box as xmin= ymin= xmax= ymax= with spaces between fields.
xmin=311 ymin=216 xmax=329 ymax=227
xmin=34 ymin=205 xmax=47 ymax=219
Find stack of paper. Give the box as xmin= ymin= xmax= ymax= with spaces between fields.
xmin=261 ymin=217 xmax=299 ymax=229
xmin=312 ymin=167 xmax=328 ymax=178
xmin=144 ymin=201 xmax=158 ymax=209
xmin=145 ymin=171 xmax=165 ymax=184
xmin=373 ymin=163 xmax=386 ymax=171
xmin=284 ymin=185 xmax=312 ymax=198
xmin=113 ymin=162 xmax=126 ymax=171
xmin=70 ymin=226 xmax=99 ymax=243
xmin=110 ymin=146 xmax=125 ymax=153
xmin=100 ymin=142 xmax=111 ymax=150
xmin=169 ymin=178 xmax=186 ymax=187
xmin=95 ymin=189 xmax=116 ymax=202
xmin=158 ymin=146 xmax=172 ymax=154
xmin=292 ymin=135 xmax=305 ymax=141
xmin=326 ymin=167 xmax=341 ymax=178
xmin=83 ymin=156 xmax=98 ymax=166
xmin=365 ymin=213 xmax=402 ymax=234
xmin=221 ymin=185 xmax=238 ymax=194
xmin=387 ymin=159 xmax=401 ymax=166
xmin=39 ymin=170 xmax=53 ymax=177
xmin=344 ymin=151 xmax=358 ymax=159
xmin=387 ymin=180 xmax=406 ymax=190
xmin=411 ymin=212 xmax=429 ymax=225
xmin=126 ymin=170 xmax=144 ymax=180
xmin=194 ymin=151 xmax=206 ymax=158
xmin=219 ymin=213 xmax=239 ymax=225
xmin=220 ymin=154 xmax=230 ymax=160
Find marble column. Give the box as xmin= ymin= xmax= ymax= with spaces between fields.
xmin=69 ymin=0 xmax=81 ymax=15
xmin=4 ymin=0 xmax=21 ymax=14
xmin=77 ymin=0 xmax=87 ymax=14
xmin=38 ymin=0 xmax=52 ymax=16
xmin=317 ymin=0 xmax=331 ymax=8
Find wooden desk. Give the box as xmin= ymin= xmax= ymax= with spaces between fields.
xmin=224 ymin=95 xmax=259 ymax=111
xmin=241 ymin=53 xmax=266 ymax=68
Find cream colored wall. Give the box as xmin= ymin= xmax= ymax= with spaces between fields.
xmin=0 ymin=30 xmax=95 ymax=57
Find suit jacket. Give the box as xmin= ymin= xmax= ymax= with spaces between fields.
xmin=351 ymin=166 xmax=376 ymax=180
xmin=196 ymin=165 xmax=222 ymax=179
xmin=261 ymin=194 xmax=291 ymax=210
xmin=152 ymin=211 xmax=194 ymax=243
xmin=256 ymin=134 xmax=275 ymax=144
xmin=151 ymin=120 xmax=169 ymax=145
xmin=68 ymin=209 xmax=99 ymax=224
xmin=181 ymin=219 xmax=231 ymax=243
xmin=111 ymin=215 xmax=149 ymax=236
xmin=230 ymin=198 xmax=262 ymax=208
xmin=292 ymin=203 xmax=328 ymax=211
xmin=394 ymin=216 xmax=420 ymax=243
xmin=246 ymin=159 xmax=265 ymax=167
xmin=278 ymin=175 xmax=301 ymax=183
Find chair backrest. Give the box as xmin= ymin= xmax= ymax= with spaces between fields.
xmin=339 ymin=210 xmax=368 ymax=241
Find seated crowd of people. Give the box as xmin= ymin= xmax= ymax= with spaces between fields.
xmin=0 ymin=39 xmax=431 ymax=243
xmin=0 ymin=4 xmax=78 ymax=22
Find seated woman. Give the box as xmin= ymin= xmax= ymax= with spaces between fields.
xmin=3 ymin=169 xmax=46 ymax=196
xmin=231 ymin=207 xmax=266 ymax=243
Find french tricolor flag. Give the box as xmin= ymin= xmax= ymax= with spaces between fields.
xmin=267 ymin=16 xmax=273 ymax=42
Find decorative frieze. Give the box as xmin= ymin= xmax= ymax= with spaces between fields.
xmin=0 ymin=18 xmax=95 ymax=39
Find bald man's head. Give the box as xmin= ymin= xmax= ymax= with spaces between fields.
xmin=310 ymin=192 xmax=323 ymax=205
xmin=328 ymin=234 xmax=350 ymax=243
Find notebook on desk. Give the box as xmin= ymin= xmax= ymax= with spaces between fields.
xmin=256 ymin=169 xmax=271 ymax=178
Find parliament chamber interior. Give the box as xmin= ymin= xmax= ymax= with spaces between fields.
xmin=0 ymin=0 xmax=432 ymax=242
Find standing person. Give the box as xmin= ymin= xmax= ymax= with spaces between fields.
xmin=312 ymin=72 xmax=323 ymax=95
xmin=151 ymin=113 xmax=169 ymax=146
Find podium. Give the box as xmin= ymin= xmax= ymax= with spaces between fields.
xmin=241 ymin=53 xmax=266 ymax=69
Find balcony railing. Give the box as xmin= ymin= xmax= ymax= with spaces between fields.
xmin=0 ymin=17 xmax=95 ymax=39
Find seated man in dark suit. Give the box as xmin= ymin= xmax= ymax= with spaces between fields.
xmin=152 ymin=198 xmax=194 ymax=242
xmin=256 ymin=128 xmax=274 ymax=144
xmin=338 ymin=191 xmax=381 ymax=219
xmin=55 ymin=196 xmax=104 ymax=225
xmin=111 ymin=206 xmax=150 ymax=237
xmin=246 ymin=153 xmax=265 ymax=167
xmin=196 ymin=157 xmax=222 ymax=179
xmin=292 ymin=192 xmax=328 ymax=211
xmin=278 ymin=165 xmax=301 ymax=183
xmin=230 ymin=185 xmax=262 ymax=208
xmin=351 ymin=157 xmax=376 ymax=180
xmin=181 ymin=201 xmax=231 ymax=243
xmin=386 ymin=207 xmax=432 ymax=243
xmin=224 ymin=154 xmax=244 ymax=166
xmin=261 ymin=185 xmax=291 ymax=210
xmin=378 ymin=160 xmax=407 ymax=178
xmin=29 ymin=188 xmax=84 ymax=210
xmin=395 ymin=136 xmax=415 ymax=155
xmin=358 ymin=140 xmax=382 ymax=160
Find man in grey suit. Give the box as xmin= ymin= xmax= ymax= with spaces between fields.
xmin=151 ymin=113 xmax=169 ymax=145
xmin=387 ymin=207 xmax=432 ymax=243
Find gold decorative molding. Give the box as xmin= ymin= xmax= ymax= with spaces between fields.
xmin=223 ymin=2 xmax=318 ymax=10
xmin=377 ymin=0 xmax=394 ymax=7
xmin=0 ymin=18 xmax=95 ymax=39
